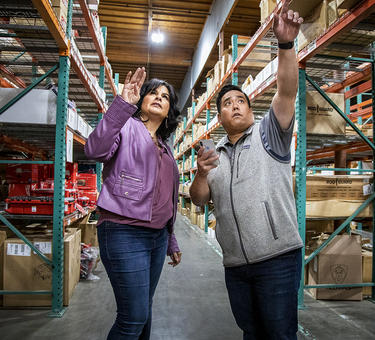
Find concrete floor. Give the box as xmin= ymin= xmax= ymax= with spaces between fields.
xmin=0 ymin=214 xmax=374 ymax=340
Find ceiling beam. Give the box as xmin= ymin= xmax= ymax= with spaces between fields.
xmin=178 ymin=0 xmax=239 ymax=110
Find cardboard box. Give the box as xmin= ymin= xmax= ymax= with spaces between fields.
xmin=80 ymin=221 xmax=98 ymax=247
xmin=336 ymin=0 xmax=361 ymax=9
xmin=289 ymin=0 xmax=326 ymax=18
xmin=64 ymin=228 xmax=81 ymax=306
xmin=297 ymin=1 xmax=330 ymax=51
xmin=237 ymin=38 xmax=271 ymax=68
xmin=306 ymin=91 xmax=345 ymax=135
xmin=362 ymin=250 xmax=373 ymax=297
xmin=306 ymin=200 xmax=373 ymax=218
xmin=259 ymin=0 xmax=279 ymax=23
xmin=3 ymin=229 xmax=81 ymax=306
xmin=0 ymin=89 xmax=57 ymax=125
xmin=52 ymin=4 xmax=68 ymax=32
xmin=306 ymin=175 xmax=371 ymax=201
xmin=306 ymin=220 xmax=335 ymax=233
xmin=308 ymin=234 xmax=362 ymax=300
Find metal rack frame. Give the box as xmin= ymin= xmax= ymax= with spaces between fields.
xmin=0 ymin=0 xmax=117 ymax=316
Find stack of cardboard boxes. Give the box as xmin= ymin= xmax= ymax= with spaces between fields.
xmin=0 ymin=227 xmax=81 ymax=307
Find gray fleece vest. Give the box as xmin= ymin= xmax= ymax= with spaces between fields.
xmin=207 ymin=123 xmax=303 ymax=267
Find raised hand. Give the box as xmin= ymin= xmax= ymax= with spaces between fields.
xmin=273 ymin=0 xmax=303 ymax=43
xmin=121 ymin=67 xmax=147 ymax=105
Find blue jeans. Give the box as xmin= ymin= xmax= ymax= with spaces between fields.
xmin=225 ymin=248 xmax=302 ymax=340
xmin=97 ymin=222 xmax=168 ymax=340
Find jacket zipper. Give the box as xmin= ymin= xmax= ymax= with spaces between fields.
xmin=123 ymin=175 xmax=142 ymax=182
xmin=229 ymin=147 xmax=250 ymax=263
xmin=264 ymin=201 xmax=278 ymax=240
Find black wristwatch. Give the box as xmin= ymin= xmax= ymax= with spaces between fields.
xmin=278 ymin=41 xmax=294 ymax=50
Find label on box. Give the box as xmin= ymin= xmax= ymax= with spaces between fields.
xmin=32 ymin=206 xmax=37 ymax=212
xmin=33 ymin=241 xmax=52 ymax=254
xmin=363 ymin=183 xmax=373 ymax=196
xmin=7 ymin=243 xmax=31 ymax=256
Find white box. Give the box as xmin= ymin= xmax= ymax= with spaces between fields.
xmin=77 ymin=115 xmax=86 ymax=136
xmin=87 ymin=124 xmax=94 ymax=137
xmin=0 ymin=89 xmax=57 ymax=124
xmin=67 ymin=108 xmax=77 ymax=130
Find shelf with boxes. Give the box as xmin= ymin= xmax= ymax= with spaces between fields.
xmin=174 ymin=0 xmax=375 ymax=304
xmin=0 ymin=0 xmax=115 ymax=315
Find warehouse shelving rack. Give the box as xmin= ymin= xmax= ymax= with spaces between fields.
xmin=174 ymin=0 xmax=375 ymax=307
xmin=0 ymin=0 xmax=117 ymax=316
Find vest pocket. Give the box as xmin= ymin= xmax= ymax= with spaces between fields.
xmin=262 ymin=201 xmax=278 ymax=240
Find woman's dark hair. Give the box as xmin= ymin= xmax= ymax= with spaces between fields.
xmin=133 ymin=78 xmax=181 ymax=141
xmin=216 ymin=84 xmax=251 ymax=114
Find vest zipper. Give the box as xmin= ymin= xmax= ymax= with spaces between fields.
xmin=229 ymin=147 xmax=250 ymax=264
xmin=236 ymin=149 xmax=243 ymax=179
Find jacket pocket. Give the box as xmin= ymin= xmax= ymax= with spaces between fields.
xmin=113 ymin=171 xmax=143 ymax=201
xmin=262 ymin=201 xmax=278 ymax=240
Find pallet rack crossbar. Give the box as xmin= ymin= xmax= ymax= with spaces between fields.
xmin=305 ymin=192 xmax=375 ymax=266
xmin=308 ymin=167 xmax=375 ymax=173
xmin=0 ymin=160 xmax=54 ymax=164
xmin=0 ymin=64 xmax=59 ymax=116
xmin=306 ymin=73 xmax=375 ymax=150
xmin=0 ymin=214 xmax=53 ymax=267
xmin=0 ymin=290 xmax=52 ymax=295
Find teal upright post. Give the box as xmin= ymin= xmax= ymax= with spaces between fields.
xmin=115 ymin=72 xmax=120 ymax=93
xmin=296 ymin=68 xmax=307 ymax=309
xmin=231 ymin=34 xmax=238 ymax=86
xmin=96 ymin=26 xmax=107 ymax=192
xmin=50 ymin=0 xmax=73 ymax=317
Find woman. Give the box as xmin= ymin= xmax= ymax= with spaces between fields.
xmin=85 ymin=67 xmax=182 ymax=340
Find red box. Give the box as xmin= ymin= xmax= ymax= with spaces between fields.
xmin=79 ymin=190 xmax=97 ymax=205
xmin=5 ymin=197 xmax=54 ymax=215
xmin=77 ymin=173 xmax=97 ymax=191
xmin=66 ymin=162 xmax=78 ymax=182
xmin=8 ymin=184 xmax=31 ymax=197
xmin=6 ymin=164 xmax=41 ymax=184
xmin=64 ymin=199 xmax=76 ymax=215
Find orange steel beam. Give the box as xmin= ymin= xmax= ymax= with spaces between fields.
xmin=78 ymin=0 xmax=117 ymax=96
xmin=68 ymin=127 xmax=86 ymax=145
xmin=299 ymin=0 xmax=375 ymax=63
xmin=77 ymin=0 xmax=105 ymax=63
xmin=70 ymin=57 xmax=105 ymax=112
xmin=345 ymin=80 xmax=372 ymax=99
xmin=350 ymin=98 xmax=372 ymax=111
xmin=0 ymin=65 xmax=26 ymax=88
xmin=32 ymin=0 xmax=70 ymax=55
xmin=325 ymin=64 xmax=372 ymax=93
xmin=0 ymin=135 xmax=47 ymax=159
xmin=348 ymin=106 xmax=373 ymax=119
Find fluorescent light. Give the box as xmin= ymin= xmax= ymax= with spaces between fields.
xmin=151 ymin=31 xmax=164 ymax=44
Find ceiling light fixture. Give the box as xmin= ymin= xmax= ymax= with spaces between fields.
xmin=151 ymin=30 xmax=164 ymax=44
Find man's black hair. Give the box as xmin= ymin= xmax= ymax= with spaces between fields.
xmin=216 ymin=84 xmax=251 ymax=114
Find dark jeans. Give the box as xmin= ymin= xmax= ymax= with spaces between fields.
xmin=97 ymin=221 xmax=168 ymax=340
xmin=225 ymin=248 xmax=302 ymax=340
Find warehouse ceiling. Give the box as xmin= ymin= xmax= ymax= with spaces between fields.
xmin=98 ymin=0 xmax=262 ymax=100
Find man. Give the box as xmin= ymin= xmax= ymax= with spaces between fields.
xmin=189 ymin=1 xmax=304 ymax=339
